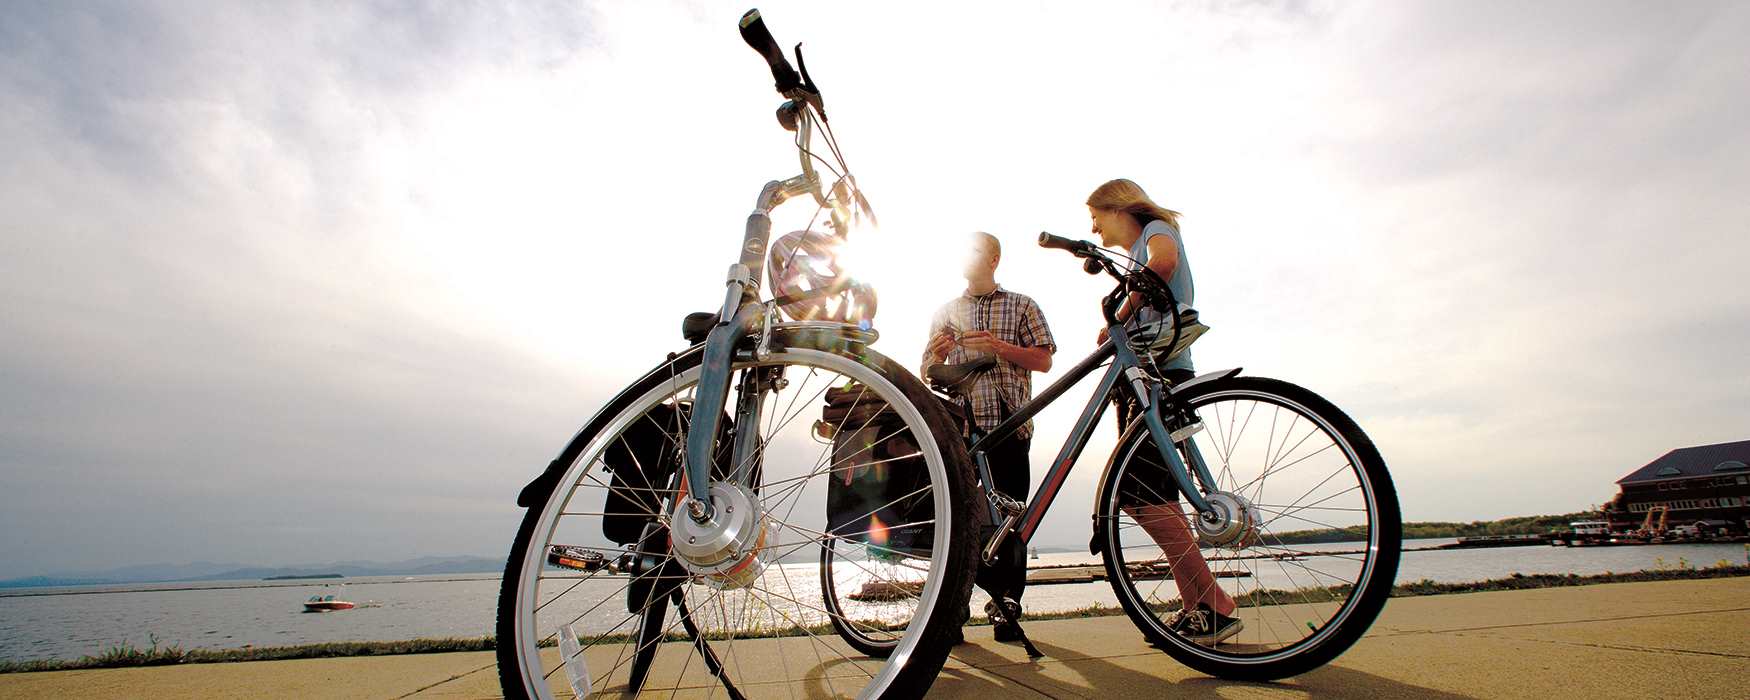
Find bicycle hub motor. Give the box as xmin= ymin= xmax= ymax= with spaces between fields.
xmin=1194 ymin=491 xmax=1263 ymax=550
xmin=672 ymin=483 xmax=771 ymax=589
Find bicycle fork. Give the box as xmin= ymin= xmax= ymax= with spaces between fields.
xmin=1109 ymin=331 xmax=1222 ymax=515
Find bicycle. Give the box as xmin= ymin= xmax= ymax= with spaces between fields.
xmin=819 ymin=235 xmax=1402 ymax=680
xmin=498 ymin=10 xmax=980 ymax=699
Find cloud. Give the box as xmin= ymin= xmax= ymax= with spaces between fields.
xmin=1 ymin=0 xmax=1746 ymax=577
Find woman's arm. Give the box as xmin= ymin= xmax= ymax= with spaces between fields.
xmin=1100 ymin=234 xmax=1180 ymax=341
xmin=1143 ymin=235 xmax=1179 ymax=291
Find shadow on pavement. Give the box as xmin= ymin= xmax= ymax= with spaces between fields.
xmin=924 ymin=638 xmax=1479 ymax=699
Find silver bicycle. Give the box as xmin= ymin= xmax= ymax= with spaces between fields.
xmin=497 ymin=10 xmax=977 ymax=699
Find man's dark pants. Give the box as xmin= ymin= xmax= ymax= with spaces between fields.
xmin=981 ymin=433 xmax=1032 ymax=603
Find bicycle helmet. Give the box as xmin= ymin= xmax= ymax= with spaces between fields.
xmin=767 ymin=229 xmax=878 ymax=323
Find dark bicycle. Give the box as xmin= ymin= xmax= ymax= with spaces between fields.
xmin=820 ymin=234 xmax=1402 ymax=681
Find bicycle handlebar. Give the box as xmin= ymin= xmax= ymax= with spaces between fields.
xmin=1037 ymin=232 xmax=1094 ymax=255
xmin=739 ymin=9 xmax=802 ymax=94
xmin=1039 ymin=231 xmax=1180 ymax=318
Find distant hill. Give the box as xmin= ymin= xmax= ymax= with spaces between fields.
xmin=1271 ymin=512 xmax=1603 ymax=544
xmin=0 ymin=576 xmax=119 ymax=589
xmin=0 ymin=555 xmax=504 ymax=589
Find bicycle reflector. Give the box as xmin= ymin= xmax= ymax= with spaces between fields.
xmin=767 ymin=230 xmax=878 ymax=324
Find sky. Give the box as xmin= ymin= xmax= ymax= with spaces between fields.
xmin=2 ymin=0 xmax=1746 ymax=579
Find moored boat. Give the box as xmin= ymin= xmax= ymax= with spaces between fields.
xmin=303 ymin=593 xmax=357 ymax=612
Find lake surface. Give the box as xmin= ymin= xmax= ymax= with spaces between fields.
xmin=3 ymin=539 xmax=1745 ymax=662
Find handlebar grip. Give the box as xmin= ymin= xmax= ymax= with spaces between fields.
xmin=739 ymin=9 xmax=802 ymax=93
xmin=1038 ymin=232 xmax=1087 ymax=253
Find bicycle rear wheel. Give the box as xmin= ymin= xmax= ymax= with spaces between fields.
xmin=1096 ymin=375 xmax=1400 ymax=680
xmin=819 ymin=532 xmax=927 ymax=657
xmin=498 ymin=345 xmax=976 ymax=699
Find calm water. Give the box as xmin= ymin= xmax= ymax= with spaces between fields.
xmin=3 ymin=539 xmax=1745 ymax=662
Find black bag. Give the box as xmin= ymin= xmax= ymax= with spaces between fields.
xmin=821 ymin=385 xmax=938 ymax=557
xmin=600 ymin=402 xmax=734 ymax=546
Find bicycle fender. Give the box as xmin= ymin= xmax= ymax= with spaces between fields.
xmin=1166 ymin=367 xmax=1242 ymax=396
xmin=516 ymin=345 xmax=708 ymax=508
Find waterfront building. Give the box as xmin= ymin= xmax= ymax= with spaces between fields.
xmin=1604 ymin=439 xmax=1750 ymax=534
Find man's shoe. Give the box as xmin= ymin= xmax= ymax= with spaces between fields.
xmin=985 ymin=597 xmax=1025 ymax=643
xmin=1170 ymin=603 xmax=1243 ymax=645
xmin=992 ymin=621 xmax=1021 ymax=643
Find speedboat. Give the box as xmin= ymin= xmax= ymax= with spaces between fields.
xmin=303 ymin=594 xmax=357 ymax=612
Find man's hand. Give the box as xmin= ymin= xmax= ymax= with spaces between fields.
xmin=966 ymin=330 xmax=1054 ymax=372
xmin=926 ymin=331 xmax=958 ymax=363
xmin=960 ymin=330 xmax=1006 ymax=355
xmin=1096 ymin=327 xmax=1109 ymax=346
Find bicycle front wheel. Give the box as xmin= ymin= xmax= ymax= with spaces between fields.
xmin=1096 ymin=375 xmax=1400 ymax=681
xmin=498 ymin=344 xmax=977 ymax=699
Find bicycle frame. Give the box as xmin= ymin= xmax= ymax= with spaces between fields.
xmin=966 ymin=317 xmax=1224 ymax=554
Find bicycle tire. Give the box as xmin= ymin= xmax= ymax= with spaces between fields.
xmin=497 ymin=344 xmax=977 ymax=699
xmin=818 ymin=536 xmax=908 ymax=657
xmin=1095 ymin=375 xmax=1400 ymax=681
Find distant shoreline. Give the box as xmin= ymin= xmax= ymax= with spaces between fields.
xmin=263 ymin=573 xmax=343 ymax=581
xmin=0 ymin=556 xmax=506 ymax=591
xmin=4 ymin=564 xmax=1746 ymax=673
xmin=0 ymin=573 xmax=500 ymax=598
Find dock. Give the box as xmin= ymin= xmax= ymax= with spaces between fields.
xmin=1026 ymin=562 xmax=1249 ymax=585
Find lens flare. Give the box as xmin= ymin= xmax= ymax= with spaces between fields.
xmin=868 ymin=513 xmax=890 ymax=546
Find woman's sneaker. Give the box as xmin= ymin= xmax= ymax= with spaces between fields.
xmin=1169 ymin=603 xmax=1243 ymax=644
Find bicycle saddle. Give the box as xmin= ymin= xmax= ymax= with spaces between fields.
xmin=924 ymin=355 xmax=997 ymax=393
xmin=682 ymin=312 xmax=719 ymax=344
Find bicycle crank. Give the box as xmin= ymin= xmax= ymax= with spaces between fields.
xmin=1194 ymin=491 xmax=1262 ymax=550
xmin=672 ymin=483 xmax=771 ymax=589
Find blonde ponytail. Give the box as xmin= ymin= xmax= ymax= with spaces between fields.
xmin=1086 ymin=178 xmax=1181 ymax=230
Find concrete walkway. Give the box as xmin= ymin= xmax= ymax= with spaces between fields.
xmin=3 ymin=577 xmax=1744 ymax=699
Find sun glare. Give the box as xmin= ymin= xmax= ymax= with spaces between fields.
xmin=833 ymin=226 xmax=915 ymax=291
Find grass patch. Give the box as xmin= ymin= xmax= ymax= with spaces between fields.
xmin=1390 ymin=562 xmax=1750 ymax=597
xmin=0 ymin=636 xmax=508 ymax=674
xmin=6 ymin=564 xmax=1747 ymax=673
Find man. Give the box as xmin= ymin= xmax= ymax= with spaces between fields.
xmin=921 ymin=232 xmax=1055 ymax=643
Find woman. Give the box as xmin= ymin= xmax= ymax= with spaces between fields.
xmin=1087 ymin=178 xmax=1241 ymax=644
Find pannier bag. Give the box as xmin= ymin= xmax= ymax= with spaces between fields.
xmin=1128 ymin=306 xmax=1209 ymax=364
xmin=818 ymin=384 xmax=936 ymax=558
xmin=600 ymin=401 xmax=735 ymax=546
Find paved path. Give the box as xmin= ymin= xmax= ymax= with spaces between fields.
xmin=3 ymin=577 xmax=1744 ymax=699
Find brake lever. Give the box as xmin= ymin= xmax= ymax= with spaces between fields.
xmin=852 ymin=181 xmax=878 ymax=228
xmin=792 ymin=43 xmax=826 ymax=119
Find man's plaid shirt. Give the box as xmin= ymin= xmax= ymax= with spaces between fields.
xmin=921 ymin=286 xmax=1056 ymax=439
